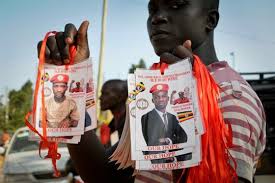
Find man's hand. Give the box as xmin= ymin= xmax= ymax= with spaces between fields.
xmin=37 ymin=21 xmax=90 ymax=65
xmin=160 ymin=40 xmax=193 ymax=65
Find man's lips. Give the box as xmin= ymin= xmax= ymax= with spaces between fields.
xmin=150 ymin=30 xmax=170 ymax=41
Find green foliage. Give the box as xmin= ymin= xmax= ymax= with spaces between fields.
xmin=0 ymin=80 xmax=33 ymax=132
xmin=128 ymin=58 xmax=147 ymax=73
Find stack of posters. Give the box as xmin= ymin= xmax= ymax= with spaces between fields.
xmin=29 ymin=59 xmax=97 ymax=144
xmin=127 ymin=59 xmax=205 ymax=170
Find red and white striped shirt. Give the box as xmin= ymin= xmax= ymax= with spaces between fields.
xmin=208 ymin=61 xmax=266 ymax=182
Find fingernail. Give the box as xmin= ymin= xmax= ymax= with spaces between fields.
xmin=64 ymin=59 xmax=70 ymax=64
xmin=183 ymin=40 xmax=191 ymax=48
xmin=66 ymin=37 xmax=73 ymax=44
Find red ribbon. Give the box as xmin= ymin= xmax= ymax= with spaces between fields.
xmin=149 ymin=56 xmax=237 ymax=183
xmin=100 ymin=123 xmax=111 ymax=145
xmin=186 ymin=55 xmax=237 ymax=183
xmin=25 ymin=31 xmax=76 ymax=177
xmin=150 ymin=61 xmax=169 ymax=75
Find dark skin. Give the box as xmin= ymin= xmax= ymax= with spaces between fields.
xmin=37 ymin=0 xmax=249 ymax=182
xmin=100 ymin=80 xmax=127 ymax=132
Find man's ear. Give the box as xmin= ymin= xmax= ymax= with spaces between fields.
xmin=206 ymin=9 xmax=219 ymax=32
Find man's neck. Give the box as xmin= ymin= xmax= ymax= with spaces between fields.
xmin=155 ymin=108 xmax=166 ymax=113
xmin=193 ymin=33 xmax=219 ymax=66
xmin=111 ymin=104 xmax=126 ymax=122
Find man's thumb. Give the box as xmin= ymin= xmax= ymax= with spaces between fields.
xmin=77 ymin=20 xmax=90 ymax=48
xmin=183 ymin=40 xmax=192 ymax=51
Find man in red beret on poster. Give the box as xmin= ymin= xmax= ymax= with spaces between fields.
xmin=44 ymin=74 xmax=80 ymax=128
xmin=69 ymin=80 xmax=84 ymax=93
xmin=141 ymin=83 xmax=189 ymax=163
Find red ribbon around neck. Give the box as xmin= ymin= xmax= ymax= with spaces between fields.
xmin=25 ymin=31 xmax=76 ymax=177
xmin=187 ymin=55 xmax=237 ymax=183
xmin=150 ymin=56 xmax=237 ymax=183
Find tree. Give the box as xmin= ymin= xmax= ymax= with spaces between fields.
xmin=5 ymin=80 xmax=33 ymax=131
xmin=128 ymin=58 xmax=147 ymax=73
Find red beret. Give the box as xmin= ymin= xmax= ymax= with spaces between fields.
xmin=50 ymin=74 xmax=69 ymax=84
xmin=150 ymin=83 xmax=169 ymax=93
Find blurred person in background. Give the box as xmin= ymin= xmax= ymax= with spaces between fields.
xmin=1 ymin=129 xmax=10 ymax=148
xmin=99 ymin=79 xmax=128 ymax=148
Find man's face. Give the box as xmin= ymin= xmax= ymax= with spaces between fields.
xmin=184 ymin=87 xmax=190 ymax=96
xmin=52 ymin=82 xmax=67 ymax=98
xmin=178 ymin=92 xmax=184 ymax=98
xmin=147 ymin=0 xmax=207 ymax=56
xmin=100 ymin=84 xmax=119 ymax=111
xmin=152 ymin=90 xmax=169 ymax=111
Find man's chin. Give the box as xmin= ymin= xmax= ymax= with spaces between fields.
xmin=100 ymin=106 xmax=108 ymax=111
xmin=55 ymin=96 xmax=63 ymax=99
xmin=153 ymin=45 xmax=174 ymax=56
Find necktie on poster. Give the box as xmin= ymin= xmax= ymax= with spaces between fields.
xmin=111 ymin=58 xmax=205 ymax=171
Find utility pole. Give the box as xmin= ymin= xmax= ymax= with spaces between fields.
xmin=96 ymin=0 xmax=108 ymax=119
xmin=97 ymin=0 xmax=108 ymax=101
xmin=4 ymin=87 xmax=9 ymax=126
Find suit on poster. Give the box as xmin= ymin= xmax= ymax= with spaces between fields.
xmin=141 ymin=84 xmax=189 ymax=164
xmin=141 ymin=109 xmax=187 ymax=146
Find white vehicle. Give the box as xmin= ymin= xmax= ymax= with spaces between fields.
xmin=1 ymin=127 xmax=70 ymax=183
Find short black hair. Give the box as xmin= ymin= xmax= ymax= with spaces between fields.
xmin=103 ymin=79 xmax=128 ymax=101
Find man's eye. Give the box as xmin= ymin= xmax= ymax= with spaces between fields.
xmin=171 ymin=5 xmax=179 ymax=9
xmin=148 ymin=2 xmax=158 ymax=14
xmin=148 ymin=6 xmax=156 ymax=14
xmin=169 ymin=1 xmax=188 ymax=9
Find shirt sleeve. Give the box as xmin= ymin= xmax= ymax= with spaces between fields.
xmin=219 ymin=81 xmax=266 ymax=183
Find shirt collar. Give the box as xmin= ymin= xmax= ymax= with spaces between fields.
xmin=207 ymin=61 xmax=229 ymax=73
xmin=154 ymin=108 xmax=166 ymax=116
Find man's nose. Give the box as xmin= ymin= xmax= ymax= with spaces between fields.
xmin=56 ymin=86 xmax=63 ymax=91
xmin=151 ymin=10 xmax=168 ymax=25
xmin=159 ymin=97 xmax=166 ymax=101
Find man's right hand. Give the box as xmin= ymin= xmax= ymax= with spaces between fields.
xmin=160 ymin=40 xmax=193 ymax=65
xmin=37 ymin=21 xmax=90 ymax=65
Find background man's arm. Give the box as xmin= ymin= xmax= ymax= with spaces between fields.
xmin=67 ymin=130 xmax=134 ymax=183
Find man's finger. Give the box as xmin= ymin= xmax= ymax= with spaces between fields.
xmin=160 ymin=52 xmax=181 ymax=64
xmin=183 ymin=40 xmax=192 ymax=52
xmin=77 ymin=20 xmax=89 ymax=49
xmin=37 ymin=41 xmax=52 ymax=63
xmin=47 ymin=36 xmax=62 ymax=65
xmin=55 ymin=32 xmax=70 ymax=64
xmin=172 ymin=45 xmax=193 ymax=60
xmin=64 ymin=23 xmax=77 ymax=44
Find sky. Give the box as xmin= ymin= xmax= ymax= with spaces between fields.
xmin=1 ymin=0 xmax=275 ymax=97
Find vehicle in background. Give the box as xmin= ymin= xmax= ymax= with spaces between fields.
xmin=1 ymin=127 xmax=71 ymax=183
